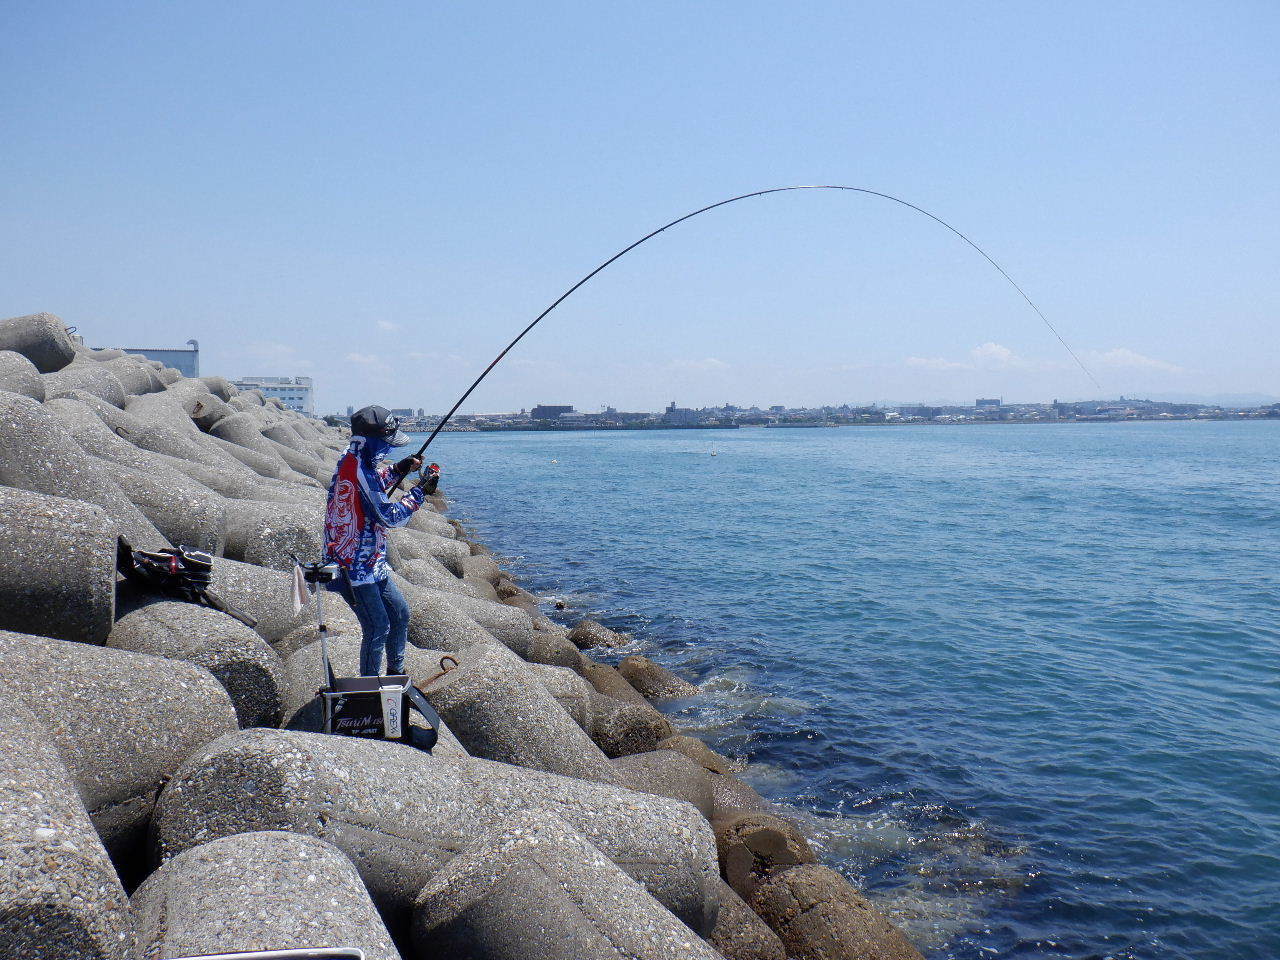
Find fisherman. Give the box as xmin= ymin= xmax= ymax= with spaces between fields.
xmin=324 ymin=405 xmax=436 ymax=676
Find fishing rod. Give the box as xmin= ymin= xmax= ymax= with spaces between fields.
xmin=400 ymin=184 xmax=1098 ymax=480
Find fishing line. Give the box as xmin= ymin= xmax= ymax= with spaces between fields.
xmin=409 ymin=184 xmax=1098 ymax=462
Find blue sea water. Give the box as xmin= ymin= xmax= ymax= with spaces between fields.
xmin=417 ymin=421 xmax=1279 ymax=960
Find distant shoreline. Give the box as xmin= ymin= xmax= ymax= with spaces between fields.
xmin=423 ymin=414 xmax=1279 ymax=436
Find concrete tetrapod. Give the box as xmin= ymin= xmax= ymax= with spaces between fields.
xmin=389 ymin=527 xmax=468 ymax=576
xmin=619 ymin=653 xmax=701 ymax=701
xmin=749 ymin=864 xmax=924 ymax=960
xmin=395 ymin=557 xmax=488 ymax=598
xmin=0 ymin=697 xmax=134 ymax=960
xmin=0 ymin=710 xmax=132 ymax=952
xmin=714 ymin=811 xmax=818 ymax=901
xmin=42 ymin=359 xmax=127 ymax=406
xmin=0 ymin=349 xmax=46 ymax=400
xmin=0 ymin=486 xmax=117 ymax=644
xmin=708 ymin=877 xmax=789 ymax=960
xmin=206 ymin=555 xmax=322 ymax=641
xmin=222 ymin=498 xmax=324 ymax=572
xmin=0 ymin=312 xmax=76 ymax=372
xmin=412 ymin=813 xmax=724 ymax=960
xmin=398 ymin=578 xmax=535 ymax=653
xmin=133 ymin=831 xmax=402 ymax=960
xmin=209 ymin=412 xmax=296 ymax=472
xmin=392 ymin=574 xmax=499 ymax=651
xmin=612 ymin=750 xmax=715 ymax=819
xmin=109 ymin=598 xmax=285 ymax=728
xmin=95 ymin=455 xmax=228 ymax=554
xmin=152 ymin=727 xmax=721 ymax=934
xmin=99 ymin=356 xmax=164 ymax=395
xmin=0 ymin=390 xmax=168 ymax=549
xmin=422 ymin=642 xmax=622 ymax=784
xmin=0 ymin=629 xmax=238 ymax=859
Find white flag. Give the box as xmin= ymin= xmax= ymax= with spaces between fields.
xmin=290 ymin=563 xmax=311 ymax=616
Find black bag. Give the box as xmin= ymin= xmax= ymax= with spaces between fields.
xmin=116 ymin=539 xmax=258 ymax=629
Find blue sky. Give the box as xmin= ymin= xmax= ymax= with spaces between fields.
xmin=3 ymin=1 xmax=1277 ymax=411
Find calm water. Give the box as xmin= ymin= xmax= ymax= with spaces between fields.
xmin=418 ymin=421 xmax=1279 ymax=960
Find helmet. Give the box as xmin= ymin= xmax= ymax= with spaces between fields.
xmin=350 ymin=405 xmax=411 ymax=447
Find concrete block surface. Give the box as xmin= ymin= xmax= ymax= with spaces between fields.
xmin=0 ymin=697 xmax=133 ymax=960
xmin=132 ymin=830 xmax=401 ymax=960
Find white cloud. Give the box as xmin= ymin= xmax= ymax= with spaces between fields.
xmin=375 ymin=319 xmax=400 ymax=332
xmin=345 ymin=352 xmax=381 ymax=365
xmin=970 ymin=342 xmax=1020 ymax=367
xmin=1089 ymin=347 xmax=1183 ymax=373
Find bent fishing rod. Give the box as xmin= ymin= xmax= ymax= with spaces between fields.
xmin=400 ymin=184 xmax=1098 ymax=479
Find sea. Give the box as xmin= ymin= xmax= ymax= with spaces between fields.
xmin=413 ymin=420 xmax=1279 ymax=960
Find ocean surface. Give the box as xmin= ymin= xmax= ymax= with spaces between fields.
xmin=416 ymin=421 xmax=1279 ymax=960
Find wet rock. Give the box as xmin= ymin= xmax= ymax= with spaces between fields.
xmin=0 ymin=390 xmax=168 ymax=549
xmin=42 ymin=359 xmax=127 ymax=406
xmin=109 ymin=598 xmax=285 ymax=728
xmin=612 ymin=749 xmax=715 ymax=818
xmin=587 ymin=693 xmax=674 ymax=758
xmin=133 ymin=830 xmax=401 ymax=960
xmin=619 ymin=654 xmax=700 ymax=701
xmin=658 ymin=734 xmax=737 ymax=775
xmin=582 ymin=659 xmax=650 ymax=705
xmin=152 ymin=728 xmax=721 ymax=934
xmin=0 ymin=486 xmax=117 ymax=644
xmin=0 ymin=349 xmax=46 ymax=400
xmin=412 ymin=813 xmax=723 ymax=960
xmin=715 ymin=811 xmax=818 ymax=901
xmin=0 ymin=312 xmax=75 ymax=372
xmin=709 ymin=773 xmax=772 ymax=819
xmin=0 ymin=629 xmax=238 ymax=856
xmin=0 ymin=697 xmax=134 ymax=960
xmin=749 ymin=864 xmax=924 ymax=960
xmin=522 ymin=623 xmax=589 ymax=670
xmin=569 ymin=617 xmax=631 ymax=649
xmin=708 ymin=876 xmax=788 ymax=960
xmin=423 ymin=642 xmax=622 ymax=784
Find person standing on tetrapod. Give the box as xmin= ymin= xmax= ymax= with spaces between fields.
xmin=323 ymin=405 xmax=436 ymax=676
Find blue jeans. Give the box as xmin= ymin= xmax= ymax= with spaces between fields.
xmin=338 ymin=576 xmax=410 ymax=676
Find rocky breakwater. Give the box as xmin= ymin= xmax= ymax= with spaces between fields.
xmin=0 ymin=310 xmax=924 ymax=960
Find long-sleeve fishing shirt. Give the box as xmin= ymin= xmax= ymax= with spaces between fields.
xmin=324 ymin=435 xmax=424 ymax=585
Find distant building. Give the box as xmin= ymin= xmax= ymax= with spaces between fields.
xmin=232 ymin=376 xmax=314 ymax=415
xmin=115 ymin=340 xmax=200 ymax=377
xmin=531 ymin=404 xmax=574 ymax=421
xmin=976 ymin=397 xmax=1002 ymax=410
xmin=661 ymin=401 xmax=702 ymax=426
xmin=389 ymin=408 xmax=414 ymax=418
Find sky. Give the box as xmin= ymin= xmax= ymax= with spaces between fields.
xmin=2 ymin=1 xmax=1278 ymax=413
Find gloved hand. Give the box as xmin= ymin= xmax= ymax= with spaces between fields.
xmin=395 ymin=455 xmax=423 ymax=475
xmin=415 ymin=465 xmax=440 ymax=494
